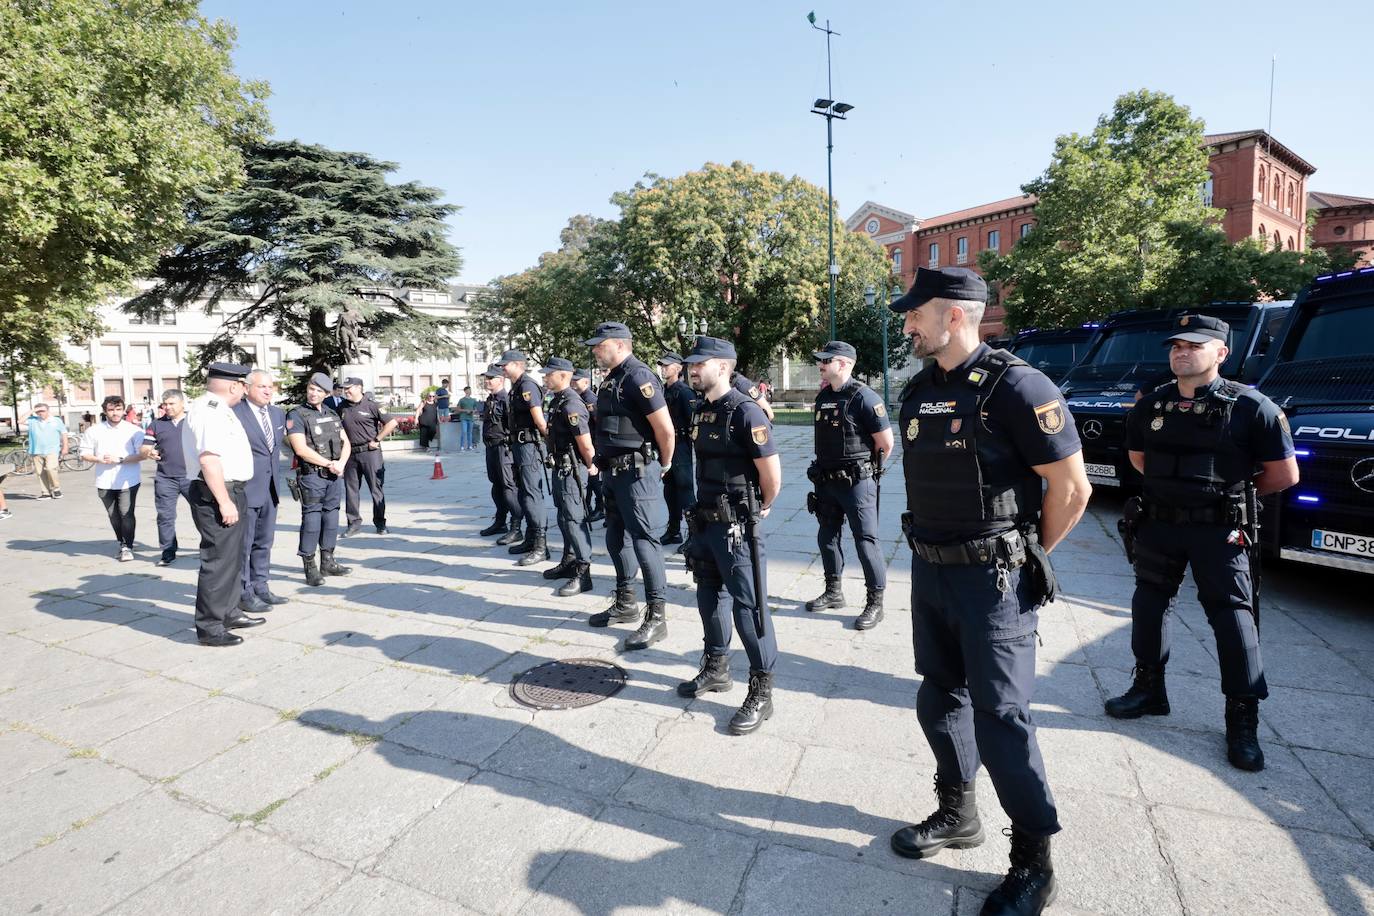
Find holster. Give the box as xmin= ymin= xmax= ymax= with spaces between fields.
xmin=1118 ymin=495 xmax=1144 ymax=564
xmin=286 ymin=475 xmax=302 ymax=503
xmin=1023 ymin=536 xmax=1059 ymax=609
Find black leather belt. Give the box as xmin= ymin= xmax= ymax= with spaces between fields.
xmin=1143 ymin=500 xmax=1241 ymax=525
xmin=902 ymin=516 xmax=1030 ymax=567
xmin=808 ymin=460 xmax=875 ymax=484
xmin=601 ymin=450 xmax=658 ymax=473
xmin=514 ymin=429 xmax=541 ymax=445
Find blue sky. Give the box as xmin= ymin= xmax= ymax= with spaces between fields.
xmin=203 ymin=0 xmax=1371 ymax=286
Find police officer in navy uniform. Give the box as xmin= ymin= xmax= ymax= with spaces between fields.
xmin=478 ymin=363 xmax=521 ymax=538
xmin=888 ymin=268 xmax=1091 ymax=916
xmin=573 ymin=368 xmax=604 ymax=521
xmin=541 ymin=357 xmax=597 ymax=595
xmin=730 ymin=371 xmax=775 ymax=422
xmin=183 ymin=362 xmax=266 ymax=647
xmin=285 ymin=373 xmax=353 ymax=587
xmin=677 ymin=337 xmax=783 ymax=734
xmin=583 ymin=322 xmax=676 ymax=649
xmin=804 ymin=340 xmax=894 ymax=629
xmin=498 ymin=349 xmax=550 ymax=563
xmin=339 ymin=377 xmax=397 ymax=536
xmin=1106 ymin=313 xmax=1298 ymax=772
xmin=658 ymin=351 xmax=697 ymax=545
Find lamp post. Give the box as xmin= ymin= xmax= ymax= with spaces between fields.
xmin=677 ymin=316 xmax=709 ymax=351
xmin=809 ymin=12 xmax=851 ymax=343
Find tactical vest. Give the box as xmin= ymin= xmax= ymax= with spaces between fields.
xmin=692 ymin=389 xmax=756 ymax=502
xmin=595 ymin=366 xmax=651 ymax=453
xmin=296 ymin=405 xmax=344 ymax=468
xmin=510 ymin=375 xmax=543 ymax=434
xmin=667 ymin=381 xmax=696 ymax=438
xmin=482 ymin=392 xmax=509 ymax=445
xmin=1139 ymin=379 xmax=1250 ymax=509
xmin=547 ymin=390 xmax=580 ymax=457
xmin=814 ymin=380 xmax=872 ymax=466
xmin=900 ymin=349 xmax=1043 ymax=537
xmin=578 ymin=387 xmax=598 ymax=433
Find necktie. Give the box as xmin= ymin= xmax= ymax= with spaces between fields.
xmin=259 ymin=406 xmax=273 ymax=451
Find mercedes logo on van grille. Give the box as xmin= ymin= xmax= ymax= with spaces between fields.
xmin=1353 ymin=457 xmax=1374 ymax=494
xmin=1082 ymin=419 xmax=1104 ymax=440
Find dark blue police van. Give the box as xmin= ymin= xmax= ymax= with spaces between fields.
xmin=1058 ymin=301 xmax=1292 ymax=489
xmin=1008 ymin=325 xmax=1098 ymax=384
xmin=1256 ymin=266 xmax=1374 ymax=574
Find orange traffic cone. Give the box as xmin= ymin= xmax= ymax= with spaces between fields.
xmin=431 ymin=455 xmax=447 ymax=480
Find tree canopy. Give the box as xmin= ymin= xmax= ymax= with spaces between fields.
xmin=470 ymin=162 xmax=893 ymax=378
xmin=126 ymin=140 xmax=463 ymax=382
xmin=0 ymin=0 xmax=268 ymax=404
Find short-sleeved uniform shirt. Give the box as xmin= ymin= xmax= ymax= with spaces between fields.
xmin=665 ymin=379 xmax=697 ymax=438
xmin=595 ymin=356 xmax=666 ymax=457
xmin=481 ymin=390 xmax=509 ymax=444
xmin=548 ymin=388 xmax=592 ymax=456
xmin=731 ymin=373 xmax=762 ymax=401
xmin=80 ymin=420 xmax=146 ymax=491
xmin=814 ymin=379 xmax=890 ymax=467
xmin=144 ymin=416 xmax=189 ymax=480
xmin=183 ymin=393 xmax=253 ymax=483
xmin=285 ymin=403 xmax=345 ymax=464
xmin=902 ymin=344 xmax=1081 ymax=543
xmin=693 ymin=389 xmax=777 ymax=503
xmin=339 ymin=397 xmax=388 ymax=447
xmin=1124 ymin=377 xmax=1294 ymax=464
xmin=510 ymin=374 xmax=544 ymax=433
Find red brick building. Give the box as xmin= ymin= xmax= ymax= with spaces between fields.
xmin=1308 ymin=191 xmax=1374 ymax=267
xmin=847 ymin=129 xmax=1356 ymax=336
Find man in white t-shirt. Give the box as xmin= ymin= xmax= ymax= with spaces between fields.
xmin=183 ymin=362 xmax=261 ymax=647
xmin=78 ymin=396 xmax=147 ymax=561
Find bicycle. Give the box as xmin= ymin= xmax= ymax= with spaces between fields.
xmin=60 ymin=434 xmax=92 ymax=472
xmin=1 ymin=449 xmax=33 ymax=475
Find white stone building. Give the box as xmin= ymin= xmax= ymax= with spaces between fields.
xmin=7 ymin=284 xmax=491 ymax=431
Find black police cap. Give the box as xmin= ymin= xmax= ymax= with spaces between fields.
xmin=889 ymin=267 xmax=987 ymax=313
xmin=480 ymin=363 xmax=503 ymax=378
xmin=657 ymin=351 xmax=684 ymax=366
xmin=683 ymin=336 xmax=737 ymax=363
xmin=812 ymin=340 xmax=857 ymax=362
xmin=583 ymin=322 xmax=633 ymax=346
xmin=495 ymin=349 xmax=527 ymax=365
xmin=543 ymin=357 xmax=575 ymax=372
xmin=1165 ymin=313 xmax=1230 ymax=345
xmin=205 ymin=361 xmax=250 ymax=381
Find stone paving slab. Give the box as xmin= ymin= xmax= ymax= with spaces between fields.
xmin=0 ymin=449 xmax=1371 ymax=915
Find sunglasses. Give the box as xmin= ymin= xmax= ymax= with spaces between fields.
xmin=816 ymin=357 xmax=836 ymax=365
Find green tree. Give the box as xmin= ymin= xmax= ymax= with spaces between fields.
xmin=0 ymin=0 xmax=268 ymax=408
xmin=469 ymin=215 xmax=617 ymax=364
xmin=126 ymin=141 xmax=463 ymax=385
xmin=982 ymin=90 xmax=1216 ymax=330
xmin=826 ymin=231 xmax=909 ymax=381
xmin=609 ymin=161 xmax=887 ymax=376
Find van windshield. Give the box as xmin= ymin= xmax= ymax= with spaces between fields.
xmin=1086 ymin=327 xmax=1172 ymax=367
xmin=1011 ymin=340 xmax=1083 ymax=370
xmin=1291 ymin=299 xmax=1374 ymax=362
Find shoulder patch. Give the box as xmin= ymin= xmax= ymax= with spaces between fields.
xmin=639 ymin=382 xmax=655 ymax=399
xmin=285 ymin=418 xmax=294 ymax=430
xmin=874 ymin=403 xmax=886 ymax=418
xmin=1278 ymin=413 xmax=1290 ymax=434
xmin=569 ymin=413 xmax=580 ymax=427
xmin=751 ymin=425 xmax=769 ymax=446
xmin=1034 ymin=400 xmax=1066 ymax=435
xmin=749 ymin=386 xmax=760 ymax=399
xmin=522 ymin=391 xmax=531 ymax=402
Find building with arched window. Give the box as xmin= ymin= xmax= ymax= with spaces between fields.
xmin=1309 ymin=192 xmax=1374 ymax=266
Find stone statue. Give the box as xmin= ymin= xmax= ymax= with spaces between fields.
xmin=336 ymin=307 xmax=362 ymax=362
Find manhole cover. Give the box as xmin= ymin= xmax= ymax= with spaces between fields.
xmin=510 ymin=658 xmax=627 ymax=710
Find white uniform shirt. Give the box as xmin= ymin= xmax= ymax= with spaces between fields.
xmin=79 ymin=420 xmax=146 ymax=491
xmin=183 ymin=393 xmax=254 ymax=483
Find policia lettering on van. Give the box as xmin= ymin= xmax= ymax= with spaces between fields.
xmin=1255 ymin=265 xmax=1374 ymax=574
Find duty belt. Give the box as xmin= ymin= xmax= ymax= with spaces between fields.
xmin=514 ymin=429 xmax=541 ymax=445
xmin=1143 ymin=498 xmax=1244 ymax=526
xmin=600 ymin=448 xmax=658 ymax=474
xmin=691 ymin=493 xmax=757 ymax=526
xmin=901 ymin=512 xmax=1030 ymax=567
xmin=807 ymin=460 xmax=875 ymax=484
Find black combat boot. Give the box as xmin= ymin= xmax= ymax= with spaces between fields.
xmin=495 ymin=526 xmax=523 ymax=546
xmin=302 ymin=555 xmax=325 ymax=587
xmin=479 ymin=517 xmax=508 ymax=537
xmin=805 ymin=577 xmax=845 ymax=612
xmin=980 ymin=828 xmax=1056 ymax=916
xmin=516 ymin=530 xmax=549 ymax=566
xmin=891 ymin=777 xmax=984 ymax=859
xmin=556 ymin=562 xmax=593 ymax=597
xmin=542 ymin=554 xmax=575 ymax=580
xmin=508 ymin=524 xmax=535 ymax=555
xmin=855 ymin=588 xmax=884 ymax=630
xmin=677 ymin=651 xmax=731 ymax=697
xmin=319 ymin=549 xmax=351 ymax=576
xmin=1104 ymin=663 xmax=1170 ymax=718
xmin=662 ymin=526 xmax=683 ymax=545
xmin=624 ymin=599 xmax=667 ymax=650
xmin=588 ymin=584 xmax=640 ymax=627
xmin=728 ymin=669 xmax=774 ymax=735
xmin=1224 ymin=697 xmax=1265 ymax=771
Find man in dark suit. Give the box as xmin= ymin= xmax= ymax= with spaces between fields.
xmin=233 ymin=369 xmax=289 ymax=612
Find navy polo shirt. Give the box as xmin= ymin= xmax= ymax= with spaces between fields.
xmin=144 ymin=416 xmax=189 ymax=480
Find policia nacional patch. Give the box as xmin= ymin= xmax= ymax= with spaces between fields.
xmin=1033 ymin=400 xmax=1065 ymax=435
xmin=639 ymin=383 xmax=655 ymax=399
xmin=751 ymin=425 xmax=768 ymax=445
xmin=906 ymin=418 xmax=919 ymax=441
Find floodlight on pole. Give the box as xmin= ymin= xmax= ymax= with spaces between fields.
xmin=808 ymin=12 xmax=850 ymax=342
